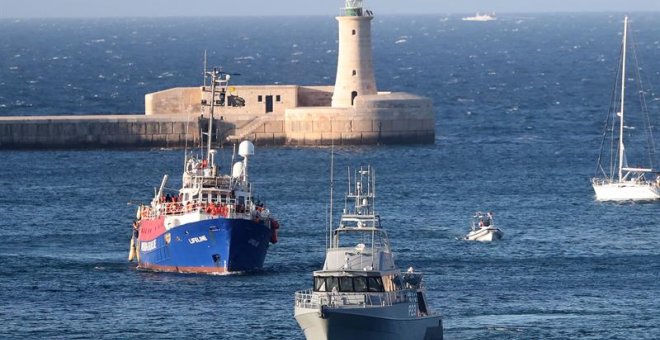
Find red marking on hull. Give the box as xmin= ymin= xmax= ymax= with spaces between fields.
xmin=138 ymin=263 xmax=228 ymax=274
xmin=138 ymin=217 xmax=166 ymax=241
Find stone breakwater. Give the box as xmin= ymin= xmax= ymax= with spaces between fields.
xmin=0 ymin=106 xmax=435 ymax=149
xmin=0 ymin=115 xmax=202 ymax=149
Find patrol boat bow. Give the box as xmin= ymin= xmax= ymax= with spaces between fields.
xmin=294 ymin=166 xmax=443 ymax=340
xmin=127 ymin=69 xmax=280 ymax=274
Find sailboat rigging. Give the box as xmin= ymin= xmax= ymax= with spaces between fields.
xmin=592 ymin=16 xmax=660 ymax=201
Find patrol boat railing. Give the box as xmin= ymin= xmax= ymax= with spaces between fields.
xmin=294 ymin=289 xmax=413 ymax=310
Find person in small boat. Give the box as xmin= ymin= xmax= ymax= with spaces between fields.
xmin=481 ymin=212 xmax=493 ymax=227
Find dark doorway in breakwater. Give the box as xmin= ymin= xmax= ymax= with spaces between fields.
xmin=351 ymin=91 xmax=358 ymax=105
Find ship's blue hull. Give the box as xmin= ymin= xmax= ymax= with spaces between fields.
xmin=137 ymin=218 xmax=271 ymax=274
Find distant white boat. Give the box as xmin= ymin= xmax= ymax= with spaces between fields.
xmin=464 ymin=212 xmax=503 ymax=242
xmin=462 ymin=13 xmax=496 ymax=22
xmin=592 ymin=16 xmax=660 ymax=202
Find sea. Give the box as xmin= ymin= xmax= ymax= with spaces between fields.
xmin=1 ymin=13 xmax=660 ymax=339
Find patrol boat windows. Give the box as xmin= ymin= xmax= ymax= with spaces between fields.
xmin=313 ymin=276 xmax=384 ymax=293
xmin=332 ymin=228 xmax=389 ymax=251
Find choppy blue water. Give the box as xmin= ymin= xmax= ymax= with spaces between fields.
xmin=2 ymin=13 xmax=660 ymax=339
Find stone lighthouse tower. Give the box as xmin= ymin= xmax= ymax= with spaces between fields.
xmin=331 ymin=0 xmax=377 ymax=108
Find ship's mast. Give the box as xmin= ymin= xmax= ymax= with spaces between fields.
xmin=618 ymin=16 xmax=628 ymax=182
xmin=329 ymin=143 xmax=335 ymax=248
xmin=203 ymin=68 xmax=232 ymax=163
xmin=206 ymin=69 xmax=217 ymax=162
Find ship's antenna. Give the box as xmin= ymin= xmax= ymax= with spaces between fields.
xmin=200 ymin=123 xmax=204 ymax=159
xmin=328 ymin=142 xmax=336 ymax=248
xmin=372 ymin=165 xmax=376 ymax=214
xmin=197 ymin=51 xmax=208 ymax=165
xmin=347 ymin=166 xmax=351 ymax=198
xmin=183 ymin=107 xmax=191 ymax=173
xmin=346 ymin=166 xmax=350 ymax=213
xmin=203 ymin=50 xmax=208 ymax=87
xmin=325 ymin=203 xmax=329 ymax=252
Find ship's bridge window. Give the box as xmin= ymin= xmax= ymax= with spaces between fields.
xmin=339 ymin=277 xmax=353 ymax=292
xmin=326 ymin=277 xmax=339 ymax=292
xmin=314 ymin=276 xmax=382 ymax=292
xmin=353 ymin=277 xmax=368 ymax=292
xmin=367 ymin=277 xmax=384 ymax=292
xmin=314 ymin=277 xmax=326 ymax=292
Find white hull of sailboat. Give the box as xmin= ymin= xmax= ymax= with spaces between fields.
xmin=592 ymin=181 xmax=660 ymax=201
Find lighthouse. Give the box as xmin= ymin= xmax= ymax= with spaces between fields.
xmin=331 ymin=0 xmax=378 ymax=108
xmin=146 ymin=0 xmax=435 ymax=146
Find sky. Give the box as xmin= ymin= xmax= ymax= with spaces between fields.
xmin=1 ymin=0 xmax=659 ymax=18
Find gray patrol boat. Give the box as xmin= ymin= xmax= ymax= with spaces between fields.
xmin=294 ymin=166 xmax=443 ymax=340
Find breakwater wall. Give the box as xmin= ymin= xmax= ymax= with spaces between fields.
xmin=0 ymin=115 xmax=203 ymax=149
xmin=0 ymin=102 xmax=435 ymax=149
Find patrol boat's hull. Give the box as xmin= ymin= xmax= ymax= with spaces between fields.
xmin=295 ymin=305 xmax=443 ymax=340
xmin=136 ymin=217 xmax=271 ymax=274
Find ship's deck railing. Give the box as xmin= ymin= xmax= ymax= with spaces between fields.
xmin=294 ymin=289 xmax=411 ymax=310
xmin=139 ymin=198 xmax=264 ymax=221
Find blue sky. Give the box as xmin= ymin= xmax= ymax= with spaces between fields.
xmin=2 ymin=0 xmax=659 ymax=18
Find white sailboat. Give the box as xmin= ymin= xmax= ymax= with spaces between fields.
xmin=592 ymin=16 xmax=660 ymax=201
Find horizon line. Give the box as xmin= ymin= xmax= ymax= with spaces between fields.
xmin=1 ymin=10 xmax=659 ymax=20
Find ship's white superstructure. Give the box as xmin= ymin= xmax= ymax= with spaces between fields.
xmin=462 ymin=13 xmax=496 ymax=21
xmin=294 ymin=166 xmax=443 ymax=340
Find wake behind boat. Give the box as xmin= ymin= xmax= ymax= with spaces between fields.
xmin=464 ymin=212 xmax=503 ymax=242
xmin=127 ymin=69 xmax=280 ymax=274
xmin=294 ymin=166 xmax=443 ymax=340
xmin=592 ymin=16 xmax=660 ymax=201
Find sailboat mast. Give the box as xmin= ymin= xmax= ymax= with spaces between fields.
xmin=618 ymin=16 xmax=628 ymax=181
